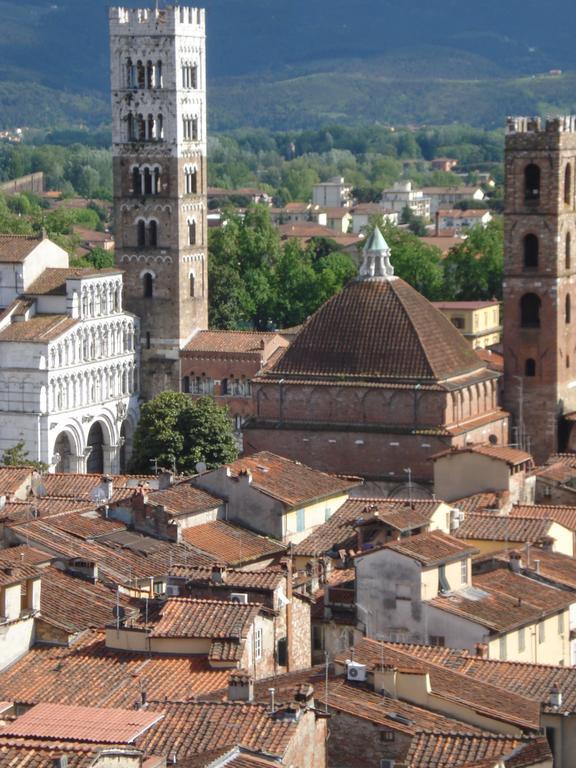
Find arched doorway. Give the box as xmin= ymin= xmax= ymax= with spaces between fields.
xmin=86 ymin=422 xmax=105 ymax=474
xmin=53 ymin=432 xmax=73 ymax=473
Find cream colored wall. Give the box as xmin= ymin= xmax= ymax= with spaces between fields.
xmin=488 ymin=610 xmax=570 ymax=665
xmin=4 ymin=584 xmax=21 ymax=621
xmin=420 ymin=557 xmax=469 ymax=600
xmin=284 ymin=493 xmax=349 ymax=544
xmin=427 ymin=502 xmax=453 ymax=533
xmin=462 ymin=522 xmax=573 ymax=558
xmin=106 ymin=627 xmax=149 ymax=652
xmin=149 ymin=637 xmax=211 ymax=655
xmin=0 ymin=617 xmax=34 ymax=671
xmin=434 ymin=453 xmax=510 ymax=501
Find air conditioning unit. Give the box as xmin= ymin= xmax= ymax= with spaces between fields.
xmin=230 ymin=592 xmax=249 ymax=604
xmin=346 ymin=661 xmax=367 ymax=682
xmin=165 ymin=585 xmax=180 ymax=596
xmin=380 ymin=760 xmax=395 ymax=768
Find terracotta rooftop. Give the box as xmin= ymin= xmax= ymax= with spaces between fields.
xmin=183 ymin=330 xmax=286 ymax=356
xmin=0 ymin=702 xmax=163 ymax=744
xmin=405 ymin=732 xmax=549 ymax=768
xmin=139 ymin=701 xmax=296 ymax=762
xmin=0 ymin=740 xmax=105 ymax=767
xmin=178 ymin=749 xmax=282 ymax=768
xmin=455 ymin=513 xmax=555 ymax=542
xmin=265 ymin=278 xmax=484 ymax=383
xmin=218 ymin=451 xmax=358 ymax=507
xmin=141 ymin=598 xmax=260 ymax=640
xmin=39 ymin=566 xmax=137 ymax=634
xmin=432 ymin=301 xmax=499 ymax=310
xmin=181 ymin=521 xmax=286 ymax=566
xmin=472 ymin=567 xmax=574 ymax=613
xmin=0 ymin=562 xmax=40 ymax=587
xmin=26 ymin=267 xmax=121 ymax=296
xmin=39 ymin=472 xmax=155 ymax=501
xmin=45 ymin=512 xmax=127 ymax=540
xmin=475 ymin=348 xmax=504 ymax=372
xmin=143 ymin=483 xmax=222 ymax=517
xmin=0 ymin=544 xmax=51 ymax=566
xmin=335 ymin=638 xmax=541 ymax=730
xmin=369 ymin=530 xmax=478 ymax=566
xmin=293 ymin=498 xmax=440 ymax=557
xmin=0 ymin=314 xmax=78 ymax=343
xmin=0 ymin=466 xmax=32 ymax=496
xmin=1 ymin=497 xmax=96 ymax=521
xmin=432 ymin=444 xmax=533 ymax=467
xmin=0 ymin=630 xmax=231 ymax=707
xmin=453 ymin=492 xmax=507 ymax=515
xmin=438 ymin=209 xmax=490 ymax=218
xmin=510 ymin=503 xmax=576 ymax=532
xmin=0 ymin=234 xmax=43 ymax=263
xmin=175 ymin=566 xmax=285 ymax=592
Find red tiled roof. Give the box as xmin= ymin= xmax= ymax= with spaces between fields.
xmin=0 ymin=563 xmax=40 ymax=587
xmin=0 ymin=702 xmax=162 ymax=744
xmin=39 ymin=473 xmax=155 ymax=501
xmin=472 ymin=567 xmax=574 ymax=613
xmin=0 ymin=466 xmax=32 ymax=495
xmin=181 ymin=521 xmax=286 ymax=566
xmin=143 ymin=484 xmax=222 ymax=516
xmin=475 ymin=348 xmax=504 ymax=372
xmin=0 ymin=314 xmax=78 ymax=343
xmin=267 ymin=278 xmax=483 ymax=382
xmin=405 ymin=733 xmax=548 ymax=768
xmin=0 ymin=545 xmax=52 ymax=566
xmin=455 ymin=514 xmax=555 ymax=542
xmin=47 ymin=512 xmax=127 ymax=540
xmin=219 ymin=451 xmax=358 ymax=507
xmin=0 ymin=234 xmax=43 ymax=263
xmin=370 ymin=530 xmax=478 ymax=566
xmin=511 ymin=504 xmax=576 ymax=532
xmin=438 ymin=209 xmax=490 ymax=218
xmin=432 ymin=444 xmax=532 ymax=467
xmin=0 ymin=740 xmax=103 ymax=768
xmin=432 ymin=301 xmax=499 ymax=310
xmin=0 ymin=631 xmax=231 ymax=707
xmin=175 ymin=566 xmax=285 ymax=592
xmin=144 ymin=598 xmax=259 ymax=639
xmin=26 ymin=267 xmax=121 ymax=296
xmin=183 ymin=330 xmax=285 ymax=356
xmin=452 ymin=492 xmax=507 ymax=515
xmin=1 ymin=497 xmax=96 ymax=521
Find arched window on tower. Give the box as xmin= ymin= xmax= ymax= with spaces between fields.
xmin=525 ymin=358 xmax=536 ymax=377
xmin=156 ymin=60 xmax=163 ymax=88
xmin=524 ymin=164 xmax=541 ymax=201
xmin=127 ymin=113 xmax=136 ymax=141
xmin=126 ymin=58 xmax=134 ymax=88
xmin=567 ymin=232 xmax=572 ymax=270
xmin=157 ymin=114 xmax=164 ymax=140
xmin=137 ymin=114 xmax=146 ymax=141
xmin=147 ymin=114 xmax=155 ymax=141
xmin=565 ymin=164 xmax=573 ymax=206
xmin=132 ymin=167 xmax=142 ymax=196
xmin=188 ymin=220 xmax=196 ymax=245
xmin=144 ymin=167 xmax=153 ymax=195
xmin=146 ymin=60 xmax=154 ymax=89
xmin=137 ymin=220 xmax=146 ymax=248
xmin=136 ymin=60 xmax=145 ymax=89
xmin=520 ymin=293 xmax=541 ymax=328
xmin=523 ymin=234 xmax=539 ymax=269
xmin=143 ymin=273 xmax=154 ymax=298
xmin=566 ymin=294 xmax=571 ymax=324
xmin=149 ymin=220 xmax=158 ymax=248
xmin=153 ymin=167 xmax=161 ymax=194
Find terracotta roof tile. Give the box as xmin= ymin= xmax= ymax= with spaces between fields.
xmin=1 ymin=498 xmax=96 ymax=521
xmin=0 ymin=467 xmax=32 ymax=496
xmin=139 ymin=702 xmax=295 ymax=761
xmin=371 ymin=530 xmax=478 ymax=566
xmin=141 ymin=598 xmax=260 ymax=639
xmin=39 ymin=473 xmax=155 ymax=501
xmin=174 ymin=566 xmax=285 ymax=592
xmin=455 ymin=514 xmax=555 ymax=542
xmin=144 ymin=484 xmax=222 ymax=516
xmin=335 ymin=638 xmax=541 ymax=730
xmin=266 ymin=279 xmax=483 ymax=382
xmin=472 ymin=568 xmax=574 ymax=612
xmin=26 ymin=267 xmax=121 ymax=296
xmin=219 ymin=451 xmax=358 ymax=507
xmin=0 ymin=234 xmax=43 ymax=263
xmin=0 ymin=702 xmax=162 ymax=744
xmin=511 ymin=504 xmax=576 ymax=532
xmin=0 ymin=545 xmax=51 ymax=566
xmin=405 ymin=733 xmax=549 ymax=768
xmin=0 ymin=314 xmax=78 ymax=343
xmin=0 ymin=631 xmax=231 ymax=707
xmin=432 ymin=444 xmax=533 ymax=467
xmin=452 ymin=493 xmax=506 ymax=515
xmin=0 ymin=740 xmax=103 ymax=767
xmin=181 ymin=521 xmax=286 ymax=565
xmin=0 ymin=563 xmax=41 ymax=587
xmin=183 ymin=331 xmax=285 ymax=355
xmin=46 ymin=512 xmax=127 ymax=540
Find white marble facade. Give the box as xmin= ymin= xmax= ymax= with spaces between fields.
xmin=0 ymin=237 xmax=139 ymax=473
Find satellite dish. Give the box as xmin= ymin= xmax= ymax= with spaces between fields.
xmin=195 ymin=462 xmax=207 ymax=474
xmin=90 ymin=486 xmax=108 ymax=504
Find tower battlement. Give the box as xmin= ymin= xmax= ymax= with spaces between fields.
xmin=506 ymin=115 xmax=576 ymax=135
xmin=109 ymin=6 xmax=205 ymax=35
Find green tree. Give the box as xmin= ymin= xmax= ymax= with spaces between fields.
xmin=442 ymin=220 xmax=504 ymax=300
xmin=88 ymin=247 xmax=115 ymax=269
xmin=381 ymin=222 xmax=444 ymax=300
xmin=130 ymin=393 xmax=238 ymax=474
xmin=400 ymin=205 xmax=428 ymax=236
xmin=2 ymin=441 xmax=48 ymax=472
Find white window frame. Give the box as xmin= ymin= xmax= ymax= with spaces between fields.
xmin=255 ymin=627 xmax=263 ymax=661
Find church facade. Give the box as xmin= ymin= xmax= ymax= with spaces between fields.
xmin=244 ymin=231 xmax=509 ymax=484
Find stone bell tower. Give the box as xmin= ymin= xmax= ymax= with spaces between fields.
xmin=503 ymin=116 xmax=576 ymax=462
xmin=109 ymin=5 xmax=207 ymax=399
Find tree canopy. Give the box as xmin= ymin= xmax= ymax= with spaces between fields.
xmin=129 ymin=393 xmax=238 ymax=475
xmin=1 ymin=440 xmax=48 ymax=472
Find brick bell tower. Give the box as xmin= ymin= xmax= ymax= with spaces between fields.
xmin=109 ymin=5 xmax=208 ymax=399
xmin=503 ymin=116 xmax=576 ymax=463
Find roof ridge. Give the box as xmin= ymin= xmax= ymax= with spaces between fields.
xmin=387 ymin=279 xmax=437 ymax=380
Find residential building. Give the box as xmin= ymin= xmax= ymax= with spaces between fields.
xmin=110 ymin=5 xmax=208 ymax=398
xmin=312 ymin=177 xmax=352 ymax=208
xmin=245 ymin=230 xmax=508 ymax=485
xmin=432 ymin=444 xmax=534 ymax=504
xmin=191 ymin=451 xmax=359 ymax=544
xmin=431 ymin=300 xmax=502 ymax=349
xmin=323 ymin=208 xmax=352 ymax=234
xmin=0 ymin=564 xmax=41 ymax=671
xmin=454 ymin=513 xmax=574 ymax=556
xmin=533 ymin=453 xmax=576 ymax=504
xmin=422 ymin=185 xmax=484 ymax=215
xmin=270 ymin=203 xmax=327 ymax=226
xmin=436 ymin=208 xmax=492 ymax=230
xmin=380 ymin=181 xmax=431 ymax=220
xmin=350 ymin=203 xmax=398 ymax=234
xmin=503 ymin=116 xmax=576 ymax=463
xmin=354 ymin=530 xmax=574 ymax=664
xmin=430 ymin=158 xmax=459 ymax=172
xmin=0 ymin=237 xmax=139 ymax=473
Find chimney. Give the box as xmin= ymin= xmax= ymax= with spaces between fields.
xmin=101 ymin=475 xmax=114 ymax=502
xmin=538 ymin=536 xmax=554 ymax=553
xmin=211 ymin=564 xmax=226 ymax=584
xmin=509 ymin=551 xmax=523 ymax=573
xmin=475 ymin=643 xmax=488 ymax=659
xmin=294 ymin=683 xmax=314 ymax=708
xmin=550 ymin=684 xmax=563 ymax=708
xmin=534 ymin=559 xmax=541 ymax=574
xmin=228 ymin=670 xmax=254 ymax=702
xmin=238 ymin=469 xmax=253 ymax=485
xmin=158 ymin=470 xmax=174 ymax=491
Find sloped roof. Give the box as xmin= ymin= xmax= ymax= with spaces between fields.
xmin=455 ymin=514 xmax=554 ymax=542
xmin=26 ymin=267 xmax=121 ymax=296
xmin=0 ymin=234 xmax=42 ymax=263
xmin=0 ymin=314 xmax=78 ymax=343
xmin=266 ymin=278 xmax=483 ymax=383
xmin=143 ymin=598 xmax=260 ymax=639
xmin=183 ymin=330 xmax=284 ymax=355
xmin=0 ymin=466 xmax=32 ymax=495
xmin=405 ymin=733 xmax=549 ymax=768
xmin=144 ymin=483 xmax=222 ymax=516
xmin=181 ymin=521 xmax=286 ymax=566
xmin=511 ymin=504 xmax=576 ymax=532
xmin=367 ymin=530 xmax=477 ymax=566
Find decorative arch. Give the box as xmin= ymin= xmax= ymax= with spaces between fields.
xmin=524 ymin=163 xmax=541 ymax=201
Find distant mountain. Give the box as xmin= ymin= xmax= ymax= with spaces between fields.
xmin=1 ymin=0 xmax=576 ymax=130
